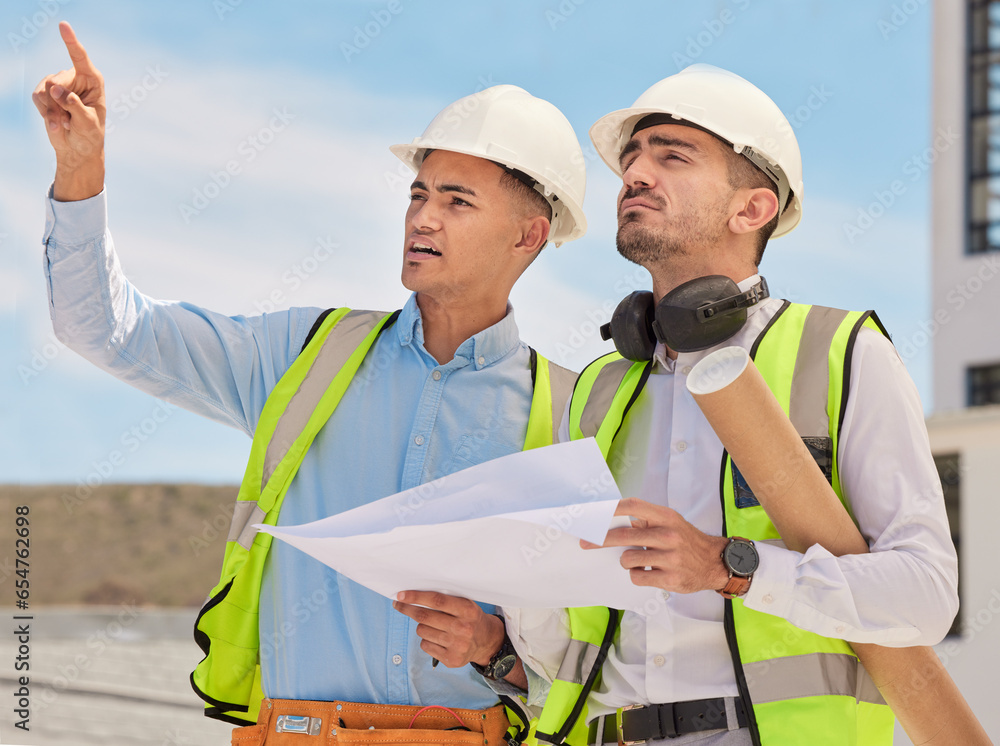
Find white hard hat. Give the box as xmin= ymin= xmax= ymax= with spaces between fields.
xmin=390 ymin=85 xmax=587 ymax=247
xmin=590 ymin=64 xmax=803 ymax=237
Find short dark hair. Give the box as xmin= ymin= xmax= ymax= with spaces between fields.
xmin=496 ymin=171 xmax=552 ymax=263
xmin=720 ymin=143 xmax=780 ymax=266
xmin=498 ymin=170 xmax=552 ymax=223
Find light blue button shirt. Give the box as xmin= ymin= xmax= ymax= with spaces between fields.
xmin=43 ymin=189 xmax=535 ymax=708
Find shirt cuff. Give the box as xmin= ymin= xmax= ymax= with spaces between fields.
xmin=43 ymin=184 xmax=108 ymax=246
xmin=742 ymin=540 xmax=923 ymax=644
xmin=524 ymin=664 xmax=552 ymax=710
xmin=481 ymin=673 xmax=527 ymax=698
xmin=500 ymin=608 xmax=553 ymax=709
xmin=740 ymin=540 xmax=798 ymax=618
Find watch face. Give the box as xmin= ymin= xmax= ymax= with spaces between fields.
xmin=724 ymin=540 xmax=759 ymax=577
xmin=492 ymin=653 xmax=517 ymax=680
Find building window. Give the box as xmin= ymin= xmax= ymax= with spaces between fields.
xmin=967 ymin=362 xmax=1000 ymax=404
xmin=934 ymin=454 xmax=962 ymax=636
xmin=968 ymin=0 xmax=1000 ymax=253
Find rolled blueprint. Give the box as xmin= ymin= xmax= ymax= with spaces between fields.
xmin=687 ymin=346 xmax=989 ymax=746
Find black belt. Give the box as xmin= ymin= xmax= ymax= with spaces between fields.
xmin=588 ymin=697 xmax=749 ymax=743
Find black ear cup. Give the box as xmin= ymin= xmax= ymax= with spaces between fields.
xmin=652 ymin=275 xmax=747 ymax=352
xmin=600 ymin=291 xmax=657 ymax=362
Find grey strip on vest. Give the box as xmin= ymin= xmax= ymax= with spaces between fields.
xmin=743 ymin=652 xmax=886 ymax=706
xmin=228 ymin=500 xmax=267 ymax=551
xmin=788 ymin=307 xmax=849 ymax=437
xmin=757 ymin=538 xmax=787 ymax=549
xmin=855 ymin=658 xmax=885 ymax=707
xmin=578 ymin=358 xmax=634 ymax=439
xmin=548 ymin=362 xmax=578 ymax=444
xmin=262 ymin=309 xmax=387 ymax=490
xmin=555 ymin=638 xmax=601 ymax=685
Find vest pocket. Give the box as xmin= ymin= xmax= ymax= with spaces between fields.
xmin=732 ymin=437 xmax=833 ymax=509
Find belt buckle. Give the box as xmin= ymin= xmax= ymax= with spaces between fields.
xmin=275 ymin=714 xmax=322 ymax=735
xmin=618 ymin=704 xmax=645 ymax=746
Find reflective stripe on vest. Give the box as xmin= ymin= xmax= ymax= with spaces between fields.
xmin=534 ymin=607 xmax=621 ymax=746
xmin=569 ymin=354 xmax=650 ymax=457
xmin=564 ymin=303 xmax=895 ymax=746
xmin=190 ymin=307 xmax=576 ymax=727
xmin=226 ymin=310 xmax=390 ymax=552
xmin=741 ymin=652 xmax=885 ymax=705
xmin=530 ymin=348 xmax=578 ymax=449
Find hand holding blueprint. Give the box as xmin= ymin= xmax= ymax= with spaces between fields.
xmin=257 ymin=438 xmax=662 ymax=613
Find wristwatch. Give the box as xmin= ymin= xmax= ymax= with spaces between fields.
xmin=717 ymin=536 xmax=759 ymax=599
xmin=470 ymin=615 xmax=518 ymax=681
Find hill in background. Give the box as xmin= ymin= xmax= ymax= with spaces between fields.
xmin=1 ymin=483 xmax=238 ymax=607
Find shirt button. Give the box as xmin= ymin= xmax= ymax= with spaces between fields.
xmin=477 ymin=356 xmax=486 ymax=366
xmin=681 ymin=365 xmax=692 ymax=375
xmin=414 ymin=435 xmax=425 ymax=446
xmin=392 ymin=654 xmax=402 ymax=665
xmin=432 ymin=370 xmax=442 ymax=381
xmin=676 ymin=441 xmax=687 ymax=452
xmin=653 ymin=655 xmax=666 ymax=667
xmin=836 ymin=624 xmax=846 ymax=635
xmin=660 ymin=590 xmax=670 ymax=601
xmin=762 ymin=593 xmax=773 ymax=604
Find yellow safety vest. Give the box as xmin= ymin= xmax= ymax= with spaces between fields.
xmin=561 ymin=302 xmax=895 ymax=746
xmin=533 ymin=607 xmax=622 ymax=746
xmin=190 ymin=307 xmax=576 ymax=731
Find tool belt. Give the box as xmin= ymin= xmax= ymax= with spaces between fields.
xmin=232 ymin=698 xmax=511 ymax=745
xmin=588 ymin=697 xmax=748 ymax=744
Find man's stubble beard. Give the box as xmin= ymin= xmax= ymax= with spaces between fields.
xmin=615 ymin=201 xmax=730 ymax=268
xmin=616 ymin=217 xmax=685 ymax=266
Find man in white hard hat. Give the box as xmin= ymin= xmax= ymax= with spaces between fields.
xmin=34 ymin=22 xmax=584 ymax=744
xmin=496 ymin=65 xmax=959 ymax=745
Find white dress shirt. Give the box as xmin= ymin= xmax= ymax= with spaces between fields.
xmin=505 ymin=275 xmax=959 ymax=718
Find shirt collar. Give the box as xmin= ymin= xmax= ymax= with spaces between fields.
xmin=394 ymin=292 xmax=521 ymax=369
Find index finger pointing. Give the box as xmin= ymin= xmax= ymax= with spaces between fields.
xmin=58 ymin=21 xmax=97 ymax=76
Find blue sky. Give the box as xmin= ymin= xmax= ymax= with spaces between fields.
xmin=2 ymin=0 xmax=935 ymax=485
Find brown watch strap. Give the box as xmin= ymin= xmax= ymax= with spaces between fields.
xmin=717 ymin=536 xmax=755 ymax=599
xmin=718 ymin=575 xmax=751 ymax=599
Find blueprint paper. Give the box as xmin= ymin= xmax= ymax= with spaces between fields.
xmin=256 ymin=439 xmax=662 ymax=612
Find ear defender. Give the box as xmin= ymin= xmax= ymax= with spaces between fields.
xmin=600 ymin=291 xmax=657 ymax=362
xmin=600 ymin=277 xmax=769 ymax=361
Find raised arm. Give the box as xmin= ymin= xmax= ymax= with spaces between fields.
xmin=32 ymin=21 xmax=105 ymax=202
xmin=35 ymin=22 xmax=317 ymax=436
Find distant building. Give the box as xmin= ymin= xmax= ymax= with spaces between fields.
xmin=924 ymin=0 xmax=1000 ymax=740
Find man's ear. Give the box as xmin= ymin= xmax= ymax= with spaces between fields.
xmin=728 ymin=188 xmax=779 ymax=235
xmin=514 ymin=215 xmax=551 ymax=256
